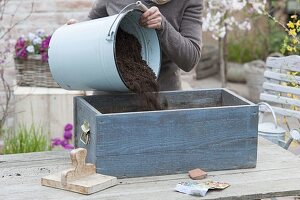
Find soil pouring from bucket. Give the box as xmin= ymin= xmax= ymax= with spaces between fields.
xmin=116 ymin=29 xmax=165 ymax=111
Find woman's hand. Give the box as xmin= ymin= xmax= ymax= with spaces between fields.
xmin=66 ymin=19 xmax=78 ymax=25
xmin=140 ymin=7 xmax=163 ymax=30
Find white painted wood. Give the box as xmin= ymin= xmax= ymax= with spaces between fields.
xmin=263 ymin=82 xmax=300 ymax=96
xmin=264 ymin=70 xmax=300 ymax=84
xmin=260 ymin=93 xmax=300 ymax=107
xmin=260 ymin=105 xmax=300 ymax=119
xmin=261 ymin=56 xmax=300 ymax=120
xmin=1 ymin=138 xmax=300 ymax=200
xmin=13 ymin=87 xmax=84 ymax=138
xmin=13 ymin=87 xmax=85 ymax=95
xmin=266 ymin=55 xmax=300 ymax=72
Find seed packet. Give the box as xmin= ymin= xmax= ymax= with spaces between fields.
xmin=175 ymin=181 xmax=230 ymax=197
xmin=205 ymin=181 xmax=230 ymax=190
xmin=175 ymin=181 xmax=210 ymax=197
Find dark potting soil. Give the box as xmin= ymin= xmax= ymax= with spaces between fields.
xmin=116 ymin=29 xmax=165 ymax=111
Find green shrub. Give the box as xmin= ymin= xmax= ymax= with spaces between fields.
xmin=268 ymin=21 xmax=287 ymax=55
xmin=227 ymin=32 xmax=267 ymax=64
xmin=4 ymin=124 xmax=51 ymax=154
xmin=227 ymin=19 xmax=286 ymax=63
xmin=227 ymin=39 xmax=263 ymax=63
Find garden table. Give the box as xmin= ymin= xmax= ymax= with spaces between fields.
xmin=1 ymin=137 xmax=300 ymax=200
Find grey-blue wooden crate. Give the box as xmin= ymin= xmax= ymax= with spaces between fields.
xmin=74 ymin=89 xmax=258 ymax=178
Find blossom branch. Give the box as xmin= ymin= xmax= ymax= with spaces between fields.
xmin=0 ymin=0 xmax=34 ymax=40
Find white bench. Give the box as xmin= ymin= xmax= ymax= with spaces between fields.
xmin=259 ymin=55 xmax=300 ymax=148
xmin=261 ymin=55 xmax=300 ymax=118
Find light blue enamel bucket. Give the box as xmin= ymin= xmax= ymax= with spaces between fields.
xmin=48 ymin=9 xmax=161 ymax=91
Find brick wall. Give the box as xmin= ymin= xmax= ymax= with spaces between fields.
xmin=0 ymin=0 xmax=93 ymax=131
xmin=3 ymin=0 xmax=93 ymax=40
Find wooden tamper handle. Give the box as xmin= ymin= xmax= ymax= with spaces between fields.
xmin=61 ymin=148 xmax=96 ymax=186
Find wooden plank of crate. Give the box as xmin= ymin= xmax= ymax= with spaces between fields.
xmin=95 ymin=105 xmax=258 ymax=178
xmin=221 ymin=89 xmax=253 ymax=106
xmin=161 ymin=89 xmax=222 ymax=109
xmin=74 ymin=97 xmax=99 ymax=164
xmin=86 ymin=89 xmax=224 ymax=113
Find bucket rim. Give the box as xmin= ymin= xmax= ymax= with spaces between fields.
xmin=112 ymin=9 xmax=162 ymax=90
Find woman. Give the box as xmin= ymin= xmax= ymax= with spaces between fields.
xmin=69 ymin=0 xmax=203 ymax=91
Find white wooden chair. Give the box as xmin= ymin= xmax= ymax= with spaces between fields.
xmin=259 ymin=55 xmax=300 ymax=149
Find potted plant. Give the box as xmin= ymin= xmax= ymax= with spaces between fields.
xmin=226 ymin=30 xmax=267 ymax=83
xmin=14 ymin=30 xmax=58 ymax=88
xmin=243 ymin=26 xmax=285 ymax=102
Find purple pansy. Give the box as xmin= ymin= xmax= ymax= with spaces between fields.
xmin=16 ymin=48 xmax=28 ymax=59
xmin=15 ymin=37 xmax=28 ymax=59
xmin=40 ymin=36 xmax=51 ymax=52
xmin=15 ymin=37 xmax=26 ymax=50
xmin=39 ymin=36 xmax=51 ymax=62
xmin=15 ymin=31 xmax=52 ymax=62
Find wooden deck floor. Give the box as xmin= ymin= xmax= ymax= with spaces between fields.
xmin=1 ymin=137 xmax=300 ymax=200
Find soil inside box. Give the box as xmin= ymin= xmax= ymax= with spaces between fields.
xmin=116 ymin=28 xmax=165 ymax=111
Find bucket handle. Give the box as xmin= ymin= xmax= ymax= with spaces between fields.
xmin=106 ymin=1 xmax=148 ymax=41
xmin=257 ymin=102 xmax=278 ymax=128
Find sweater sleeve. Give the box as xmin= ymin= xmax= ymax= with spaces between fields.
xmin=88 ymin=0 xmax=109 ymax=19
xmin=157 ymin=0 xmax=203 ymax=72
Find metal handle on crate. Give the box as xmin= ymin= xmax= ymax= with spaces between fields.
xmin=106 ymin=1 xmax=149 ymax=41
xmin=80 ymin=121 xmax=90 ymax=145
xmin=257 ymin=102 xmax=278 ymax=128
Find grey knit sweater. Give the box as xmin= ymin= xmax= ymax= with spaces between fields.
xmin=88 ymin=0 xmax=203 ymax=91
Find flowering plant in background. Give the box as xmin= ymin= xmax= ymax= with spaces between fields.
xmin=202 ymin=0 xmax=267 ymax=87
xmin=51 ymin=123 xmax=74 ymax=150
xmin=203 ymin=0 xmax=266 ymax=40
xmin=15 ymin=29 xmax=51 ymax=62
xmin=280 ymin=15 xmax=300 ymax=55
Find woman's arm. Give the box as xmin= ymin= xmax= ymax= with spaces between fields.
xmin=88 ymin=0 xmax=109 ymax=19
xmin=156 ymin=1 xmax=203 ymax=72
xmin=141 ymin=0 xmax=203 ymax=71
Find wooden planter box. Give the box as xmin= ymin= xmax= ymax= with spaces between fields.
xmin=74 ymin=89 xmax=258 ymax=178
